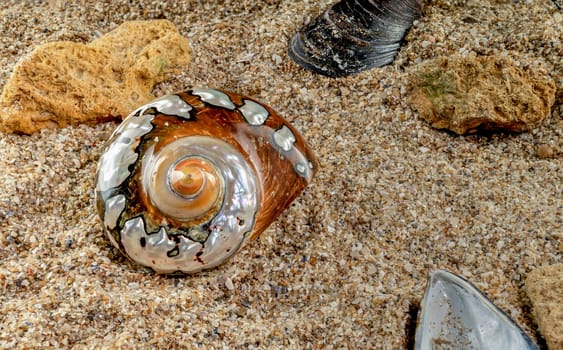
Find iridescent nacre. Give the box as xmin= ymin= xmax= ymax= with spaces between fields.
xmin=95 ymin=88 xmax=316 ymax=274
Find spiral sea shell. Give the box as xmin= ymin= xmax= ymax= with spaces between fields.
xmin=95 ymin=88 xmax=316 ymax=274
xmin=289 ymin=0 xmax=423 ymax=77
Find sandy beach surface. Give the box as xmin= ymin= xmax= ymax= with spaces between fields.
xmin=0 ymin=0 xmax=561 ymax=348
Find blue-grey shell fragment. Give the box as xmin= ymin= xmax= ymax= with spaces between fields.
xmin=415 ymin=270 xmax=538 ymax=350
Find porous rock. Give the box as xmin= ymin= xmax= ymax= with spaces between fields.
xmin=407 ymin=55 xmax=556 ymax=135
xmin=0 ymin=20 xmax=191 ymax=134
xmin=525 ymin=264 xmax=563 ymax=350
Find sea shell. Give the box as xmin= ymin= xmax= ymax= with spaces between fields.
xmin=95 ymin=88 xmax=316 ymax=274
xmin=415 ymin=270 xmax=538 ymax=350
xmin=288 ymin=0 xmax=423 ymax=77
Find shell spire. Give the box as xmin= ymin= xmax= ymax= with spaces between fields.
xmin=289 ymin=0 xmax=423 ymax=77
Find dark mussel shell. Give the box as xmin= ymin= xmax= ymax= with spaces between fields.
xmin=289 ymin=0 xmax=423 ymax=77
